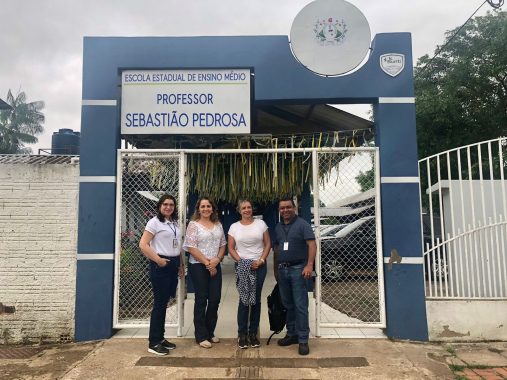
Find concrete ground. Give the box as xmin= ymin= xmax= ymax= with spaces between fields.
xmin=2 ymin=259 xmax=506 ymax=379
xmin=114 ymin=257 xmax=386 ymax=340
xmin=1 ymin=339 xmax=507 ymax=379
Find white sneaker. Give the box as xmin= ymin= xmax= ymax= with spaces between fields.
xmin=210 ymin=336 xmax=220 ymax=343
xmin=199 ymin=340 xmax=212 ymax=348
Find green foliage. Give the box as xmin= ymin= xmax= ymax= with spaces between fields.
xmin=356 ymin=168 xmax=375 ymax=192
xmin=0 ymin=90 xmax=45 ymax=154
xmin=415 ymin=11 xmax=507 ymax=159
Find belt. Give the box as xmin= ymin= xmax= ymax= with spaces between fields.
xmin=157 ymin=254 xmax=179 ymax=259
xmin=278 ymin=260 xmax=305 ymax=268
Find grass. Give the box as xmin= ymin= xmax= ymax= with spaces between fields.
xmin=446 ymin=345 xmax=456 ymax=355
xmin=448 ymin=364 xmax=464 ymax=372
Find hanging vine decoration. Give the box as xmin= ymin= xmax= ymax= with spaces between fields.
xmin=147 ymin=129 xmax=373 ymax=204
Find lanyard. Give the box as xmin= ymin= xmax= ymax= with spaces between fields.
xmin=281 ymin=222 xmax=293 ymax=242
xmin=166 ymin=221 xmax=177 ymax=238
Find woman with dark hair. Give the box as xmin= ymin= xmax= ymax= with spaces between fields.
xmin=183 ymin=197 xmax=226 ymax=348
xmin=139 ymin=194 xmax=184 ymax=356
xmin=228 ymin=199 xmax=271 ymax=349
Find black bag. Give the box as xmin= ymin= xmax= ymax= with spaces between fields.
xmin=266 ymin=283 xmax=287 ymax=345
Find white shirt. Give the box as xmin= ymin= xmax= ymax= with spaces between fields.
xmin=228 ymin=219 xmax=268 ymax=260
xmin=183 ymin=221 xmax=226 ymax=264
xmin=144 ymin=217 xmax=182 ymax=257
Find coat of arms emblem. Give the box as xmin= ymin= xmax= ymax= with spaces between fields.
xmin=380 ymin=54 xmax=405 ymax=77
xmin=314 ymin=17 xmax=347 ymax=45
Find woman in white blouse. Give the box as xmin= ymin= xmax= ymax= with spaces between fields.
xmin=139 ymin=194 xmax=184 ymax=356
xmin=183 ymin=197 xmax=226 ymax=348
xmin=228 ymin=199 xmax=271 ymax=349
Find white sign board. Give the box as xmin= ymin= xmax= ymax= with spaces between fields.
xmin=121 ymin=69 xmax=251 ymax=134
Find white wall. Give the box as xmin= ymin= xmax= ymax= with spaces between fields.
xmin=0 ymin=162 xmax=79 ymax=344
xmin=427 ymin=300 xmax=507 ymax=341
xmin=437 ymin=180 xmax=507 ymax=297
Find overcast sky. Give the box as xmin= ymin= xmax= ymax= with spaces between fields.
xmin=0 ymin=0 xmax=498 ymax=153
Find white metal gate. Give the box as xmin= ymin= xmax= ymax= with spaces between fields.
xmin=313 ymin=148 xmax=386 ymax=333
xmin=113 ymin=151 xmax=186 ymax=333
xmin=419 ymin=137 xmax=507 ymax=299
xmin=113 ymin=148 xmax=385 ymax=334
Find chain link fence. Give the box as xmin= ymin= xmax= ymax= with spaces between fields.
xmin=315 ymin=150 xmax=385 ymax=326
xmin=115 ymin=152 xmax=182 ymax=327
xmin=114 ymin=149 xmax=384 ymax=329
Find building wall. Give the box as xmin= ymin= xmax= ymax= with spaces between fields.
xmin=0 ymin=162 xmax=79 ymax=344
xmin=427 ymin=300 xmax=507 ymax=341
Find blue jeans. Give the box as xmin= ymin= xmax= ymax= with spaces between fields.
xmin=277 ymin=264 xmax=309 ymax=343
xmin=189 ymin=263 xmax=222 ymax=343
xmin=236 ymin=263 xmax=267 ymax=335
xmin=148 ymin=256 xmax=180 ymax=345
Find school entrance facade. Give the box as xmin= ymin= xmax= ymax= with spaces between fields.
xmin=76 ymin=32 xmax=427 ymax=342
xmin=114 ymin=148 xmax=385 ymax=336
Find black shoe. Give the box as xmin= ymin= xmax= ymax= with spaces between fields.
xmin=238 ymin=334 xmax=249 ymax=349
xmin=298 ymin=343 xmax=310 ymax=356
xmin=249 ymin=333 xmax=260 ymax=348
xmin=148 ymin=343 xmax=169 ymax=356
xmin=277 ymin=334 xmax=299 ymax=346
xmin=160 ymin=339 xmax=176 ymax=350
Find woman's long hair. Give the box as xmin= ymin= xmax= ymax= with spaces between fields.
xmin=156 ymin=194 xmax=178 ymax=223
xmin=191 ymin=197 xmax=219 ymax=223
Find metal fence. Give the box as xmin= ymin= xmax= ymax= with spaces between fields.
xmin=0 ymin=154 xmax=78 ymax=164
xmin=419 ymin=137 xmax=507 ymax=299
xmin=313 ymin=149 xmax=385 ymax=330
xmin=113 ymin=148 xmax=385 ymax=334
xmin=114 ymin=152 xmax=185 ymax=329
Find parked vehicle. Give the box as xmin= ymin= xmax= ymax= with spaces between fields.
xmin=320 ymin=224 xmax=348 ymax=238
xmin=320 ymin=216 xmax=378 ymax=281
xmin=319 ymin=214 xmax=444 ymax=282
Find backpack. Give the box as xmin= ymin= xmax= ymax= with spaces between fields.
xmin=266 ymin=283 xmax=287 ymax=345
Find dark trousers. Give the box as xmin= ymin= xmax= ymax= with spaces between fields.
xmin=278 ymin=263 xmax=310 ymax=343
xmin=148 ymin=256 xmax=180 ymax=345
xmin=237 ymin=263 xmax=267 ymax=335
xmin=189 ymin=263 xmax=222 ymax=343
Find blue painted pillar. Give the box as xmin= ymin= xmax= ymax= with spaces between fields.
xmin=75 ymin=102 xmax=120 ymax=341
xmin=374 ymin=99 xmax=428 ymax=341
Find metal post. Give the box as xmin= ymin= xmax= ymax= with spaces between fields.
xmin=312 ymin=150 xmax=321 ymax=337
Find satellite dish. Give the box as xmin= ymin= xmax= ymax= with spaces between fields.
xmin=290 ymin=0 xmax=371 ymax=76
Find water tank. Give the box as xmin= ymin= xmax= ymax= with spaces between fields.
xmin=51 ymin=129 xmax=80 ymax=155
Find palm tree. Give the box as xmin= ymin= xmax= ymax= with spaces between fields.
xmin=0 ymin=90 xmax=45 ymax=154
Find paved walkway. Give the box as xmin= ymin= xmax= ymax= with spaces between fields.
xmin=114 ymin=257 xmax=385 ymax=340
xmin=2 ymin=258 xmax=506 ymax=379
xmin=1 ymin=339 xmax=506 ymax=379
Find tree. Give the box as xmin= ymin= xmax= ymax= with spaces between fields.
xmin=356 ymin=168 xmax=375 ymax=192
xmin=0 ymin=90 xmax=45 ymax=154
xmin=415 ymin=10 xmax=507 ymax=160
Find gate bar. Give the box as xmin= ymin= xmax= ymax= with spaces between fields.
xmin=311 ymin=150 xmax=321 ymax=337
xmin=113 ymin=150 xmax=124 ymax=328
xmin=118 ymin=148 xmax=377 ymax=154
xmin=177 ymin=151 xmax=186 ymax=336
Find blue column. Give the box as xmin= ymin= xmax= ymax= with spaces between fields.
xmin=374 ymin=101 xmax=428 ymax=341
xmin=75 ymin=103 xmax=119 ymax=341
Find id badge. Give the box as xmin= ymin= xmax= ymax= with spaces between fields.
xmin=173 ymin=239 xmax=179 ymax=249
xmin=283 ymin=242 xmax=289 ymax=251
